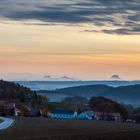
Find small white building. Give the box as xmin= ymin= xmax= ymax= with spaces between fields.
xmin=50 ymin=109 xmax=78 ymax=119
xmin=78 ymin=111 xmax=95 ymax=120
xmin=14 ymin=107 xmax=21 ymax=117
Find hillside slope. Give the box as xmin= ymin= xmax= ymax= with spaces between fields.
xmin=0 ymin=80 xmax=37 ymax=102
xmin=39 ymin=84 xmax=140 ymax=105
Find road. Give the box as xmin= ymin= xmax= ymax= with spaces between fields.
xmin=0 ymin=117 xmax=14 ymax=130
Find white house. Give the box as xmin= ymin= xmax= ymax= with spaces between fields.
xmin=78 ymin=111 xmax=95 ymax=120
xmin=50 ymin=109 xmax=78 ymax=119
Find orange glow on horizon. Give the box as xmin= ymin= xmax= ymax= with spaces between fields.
xmin=0 ymin=22 xmax=140 ymax=80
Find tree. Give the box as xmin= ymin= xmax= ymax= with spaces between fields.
xmin=89 ymin=97 xmax=128 ymax=121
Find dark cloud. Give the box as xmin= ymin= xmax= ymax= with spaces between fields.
xmin=0 ymin=0 xmax=140 ymax=35
xmin=5 ymin=10 xmax=91 ymax=23
xmin=102 ymin=27 xmax=140 ymax=35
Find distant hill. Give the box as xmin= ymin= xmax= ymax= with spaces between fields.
xmin=62 ymin=96 xmax=89 ymax=105
xmin=17 ymin=80 xmax=140 ymax=90
xmin=39 ymin=84 xmax=140 ymax=106
xmin=0 ymin=80 xmax=37 ymax=102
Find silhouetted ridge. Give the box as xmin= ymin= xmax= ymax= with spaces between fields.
xmin=0 ymin=80 xmax=37 ymax=102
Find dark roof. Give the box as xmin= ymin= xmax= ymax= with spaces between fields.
xmin=29 ymin=108 xmax=41 ymax=116
xmin=51 ymin=109 xmax=75 ymax=115
xmin=30 ymin=108 xmax=40 ymax=114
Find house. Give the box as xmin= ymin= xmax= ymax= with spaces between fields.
xmin=95 ymin=112 xmax=121 ymax=121
xmin=78 ymin=111 xmax=95 ymax=120
xmin=112 ymin=113 xmax=121 ymax=121
xmin=50 ymin=109 xmax=78 ymax=119
xmin=29 ymin=108 xmax=41 ymax=117
xmin=22 ymin=104 xmax=41 ymax=117
xmin=14 ymin=107 xmax=22 ymax=117
xmin=0 ymin=101 xmax=22 ymax=117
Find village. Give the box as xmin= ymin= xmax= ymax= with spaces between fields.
xmin=0 ymin=100 xmax=121 ymax=122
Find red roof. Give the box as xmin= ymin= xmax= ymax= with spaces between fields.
xmin=95 ymin=112 xmax=120 ymax=117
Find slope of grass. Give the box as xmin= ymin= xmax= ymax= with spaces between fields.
xmin=1 ymin=118 xmax=140 ymax=140
xmin=0 ymin=119 xmax=3 ymax=124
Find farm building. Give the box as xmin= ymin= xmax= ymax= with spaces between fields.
xmin=95 ymin=112 xmax=121 ymax=121
xmin=50 ymin=109 xmax=78 ymax=119
xmin=78 ymin=111 xmax=95 ymax=120
xmin=29 ymin=108 xmax=41 ymax=117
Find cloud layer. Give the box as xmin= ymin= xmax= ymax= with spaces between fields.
xmin=0 ymin=0 xmax=140 ymax=34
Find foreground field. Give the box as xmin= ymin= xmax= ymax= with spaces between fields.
xmin=0 ymin=118 xmax=140 ymax=140
xmin=0 ymin=119 xmax=3 ymax=123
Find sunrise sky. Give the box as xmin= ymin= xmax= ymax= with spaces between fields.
xmin=0 ymin=0 xmax=140 ymax=80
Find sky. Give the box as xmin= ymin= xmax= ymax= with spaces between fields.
xmin=0 ymin=0 xmax=140 ymax=80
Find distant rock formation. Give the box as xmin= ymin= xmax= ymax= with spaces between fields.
xmin=44 ymin=75 xmax=76 ymax=81
xmin=110 ymin=75 xmax=121 ymax=80
xmin=60 ymin=76 xmax=75 ymax=81
xmin=44 ymin=75 xmax=51 ymax=79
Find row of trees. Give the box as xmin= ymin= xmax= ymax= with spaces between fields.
xmin=89 ymin=97 xmax=128 ymax=120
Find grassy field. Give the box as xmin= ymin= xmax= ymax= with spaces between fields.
xmin=0 ymin=119 xmax=3 ymax=123
xmin=0 ymin=118 xmax=140 ymax=140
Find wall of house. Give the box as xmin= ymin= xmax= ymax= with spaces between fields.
xmin=78 ymin=113 xmax=93 ymax=120
xmin=50 ymin=114 xmax=76 ymax=119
